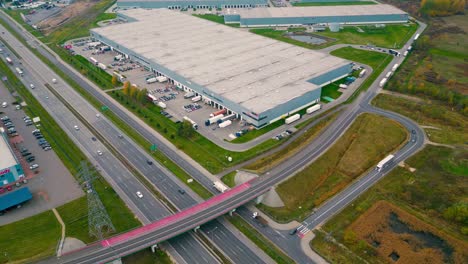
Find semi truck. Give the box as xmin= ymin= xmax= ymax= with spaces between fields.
xmin=392 ymin=64 xmax=399 ymax=72
xmin=15 ymin=67 xmax=23 ymax=76
xmin=89 ymin=57 xmax=98 ymax=65
xmin=183 ymin=116 xmax=198 ymax=130
xmin=213 ymin=181 xmax=228 ymax=193
xmin=376 ymin=154 xmax=394 ymax=172
xmin=358 ymin=69 xmax=367 ymax=78
xmin=191 ymin=95 xmax=202 ymax=102
xmin=205 ymin=114 xmax=224 ymax=126
xmin=379 ymin=78 xmax=387 ymax=87
xmin=210 ymin=109 xmax=227 ymax=117
xmin=306 ymin=104 xmax=321 ymax=115
xmin=5 ymin=57 xmax=12 ymax=65
xmin=252 ymin=212 xmax=268 ymax=227
xmin=285 ymin=114 xmax=301 ymax=124
xmin=113 ymin=72 xmax=126 ymax=82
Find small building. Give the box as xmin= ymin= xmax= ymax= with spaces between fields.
xmin=0 ymin=129 xmax=25 ymax=188
xmin=116 ymin=0 xmax=268 ymax=9
xmin=223 ymin=4 xmax=409 ymax=27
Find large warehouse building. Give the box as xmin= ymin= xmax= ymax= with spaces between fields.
xmin=0 ymin=129 xmax=25 ymax=188
xmin=91 ymin=9 xmax=353 ymax=127
xmin=224 ymin=5 xmax=409 ymax=27
xmin=116 ymin=0 xmax=268 ymax=9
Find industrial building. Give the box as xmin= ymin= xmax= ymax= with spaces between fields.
xmin=91 ymin=9 xmax=353 ymax=127
xmin=116 ymin=0 xmax=268 ymax=9
xmin=0 ymin=129 xmax=25 ymax=188
xmin=224 ymin=5 xmax=409 ymax=27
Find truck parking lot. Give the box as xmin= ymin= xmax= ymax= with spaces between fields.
xmin=0 ymin=83 xmax=83 ymax=224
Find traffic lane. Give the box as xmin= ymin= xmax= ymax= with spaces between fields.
xmin=169 ymin=233 xmax=220 ymax=264
xmin=201 ymin=220 xmax=265 ymax=264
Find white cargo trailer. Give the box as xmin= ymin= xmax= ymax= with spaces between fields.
xmin=184 ymin=92 xmax=195 ymax=99
xmin=285 ymin=114 xmax=301 ymax=124
xmin=98 ymin=63 xmax=107 ymax=70
xmin=376 ymin=154 xmax=394 ymax=171
xmin=414 ymin=33 xmax=420 ymax=40
xmin=205 ymin=114 xmax=224 ymax=126
xmin=183 ymin=116 xmax=198 ymax=130
xmin=157 ymin=102 xmax=167 ymax=109
xmin=385 ymin=71 xmax=392 ymax=78
xmin=306 ymin=104 xmax=321 ymax=114
xmin=359 ymin=69 xmax=367 ymax=78
xmin=392 ymin=64 xmax=399 ymax=71
xmin=218 ymin=120 xmax=232 ymax=128
xmin=146 ymin=77 xmax=157 ymax=84
xmin=379 ymin=78 xmax=387 ymax=87
xmin=89 ymin=57 xmax=98 ymax=65
xmin=191 ymin=95 xmax=202 ymax=102
xmin=156 ymin=76 xmax=168 ymax=82
xmin=15 ymin=67 xmax=23 ymax=76
xmin=339 ymin=84 xmax=348 ymax=89
xmin=87 ymin=41 xmax=101 ymax=48
xmin=213 ymin=181 xmax=229 ymax=193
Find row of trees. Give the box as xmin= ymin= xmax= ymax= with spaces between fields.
xmin=121 ymin=81 xmax=148 ymax=105
xmin=420 ymin=0 xmax=466 ymax=16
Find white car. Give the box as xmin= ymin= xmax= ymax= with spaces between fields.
xmin=97 ymin=150 xmax=103 ymax=156
xmin=136 ymin=191 xmax=143 ymax=198
xmin=30 ymin=84 xmax=35 ymax=89
xmin=29 ymin=164 xmax=39 ymax=170
xmin=74 ymin=125 xmax=79 ymax=131
xmin=1 ymin=102 xmax=7 ymax=108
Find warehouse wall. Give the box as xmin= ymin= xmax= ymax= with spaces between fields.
xmin=117 ymin=0 xmax=268 ymax=9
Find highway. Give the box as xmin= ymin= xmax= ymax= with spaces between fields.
xmin=0 ymin=18 xmax=271 ymax=264
xmin=0 ymin=9 xmax=428 ymax=263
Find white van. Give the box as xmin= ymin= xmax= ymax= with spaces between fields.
xmin=1 ymin=102 xmax=7 ymax=108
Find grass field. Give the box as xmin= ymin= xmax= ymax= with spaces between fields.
xmin=193 ymin=14 xmax=240 ymax=27
xmin=245 ymin=111 xmax=339 ymax=174
xmin=122 ymin=248 xmax=173 ymax=264
xmin=259 ymin=113 xmax=408 ymax=222
xmin=228 ymin=215 xmax=295 ymax=264
xmin=312 ymin=145 xmax=468 ymax=263
xmin=0 ymin=53 xmax=140 ymax=262
xmin=372 ymin=94 xmax=467 ymax=145
xmin=331 ymin=47 xmax=393 ymax=101
xmin=292 ymin=1 xmax=376 ymax=6
xmin=221 ymin=171 xmax=237 ymax=188
xmin=250 ymin=28 xmax=330 ymax=50
xmin=316 ymin=23 xmax=417 ymax=49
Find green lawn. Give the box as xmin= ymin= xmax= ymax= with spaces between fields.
xmin=221 ymin=171 xmax=237 ymax=187
xmin=228 ymin=215 xmax=295 ymax=264
xmin=0 ymin=211 xmax=60 ymax=263
xmin=312 ymin=146 xmax=468 ymax=262
xmin=330 ymin=47 xmax=393 ymax=102
xmin=293 ymin=1 xmax=376 ymax=6
xmin=193 ymin=14 xmax=240 ymax=27
xmin=372 ymin=94 xmax=467 ymax=145
xmin=259 ymin=113 xmax=408 ymax=222
xmin=315 ymin=23 xmax=417 ymax=49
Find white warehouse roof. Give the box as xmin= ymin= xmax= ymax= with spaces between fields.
xmin=226 ymin=4 xmax=407 ymax=18
xmin=0 ymin=131 xmax=17 ymax=169
xmin=92 ymin=9 xmax=350 ymax=113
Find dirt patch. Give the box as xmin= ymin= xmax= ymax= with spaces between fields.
xmin=37 ymin=0 xmax=99 ymax=34
xmin=349 ymin=201 xmax=468 ymax=264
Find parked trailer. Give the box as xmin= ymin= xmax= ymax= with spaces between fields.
xmin=146 ymin=77 xmax=157 ymax=84
xmin=147 ymin=93 xmax=157 ymax=102
xmin=184 ymin=92 xmax=195 ymax=99
xmin=213 ymin=181 xmax=229 ymax=193
xmin=156 ymin=76 xmax=168 ymax=83
xmin=205 ymin=114 xmax=224 ymax=126
xmin=114 ymin=54 xmax=123 ymax=61
xmin=414 ymin=33 xmax=420 ymax=40
xmin=285 ymin=114 xmax=301 ymax=124
xmin=15 ymin=67 xmax=23 ymax=76
xmin=376 ymin=154 xmax=394 ymax=171
xmin=379 ymin=78 xmax=388 ymax=87
xmin=183 ymin=116 xmax=198 ymax=130
xmin=5 ymin=57 xmax=13 ymax=65
xmin=392 ymin=64 xmax=399 ymax=71
xmin=87 ymin=41 xmax=101 ymax=48
xmin=113 ymin=72 xmax=126 ymax=82
xmin=89 ymin=57 xmax=98 ymax=65
xmin=191 ymin=95 xmax=202 ymax=102
xmin=218 ymin=113 xmax=236 ymax=123
xmin=403 ymin=51 xmax=409 ymax=56
xmin=99 ymin=46 xmax=111 ymax=51
xmin=358 ymin=69 xmax=367 ymax=78
xmin=97 ymin=63 xmax=107 ymax=70
xmin=385 ymin=71 xmax=392 ymax=78
xmin=218 ymin=120 xmax=232 ymax=128
xmin=339 ymin=84 xmax=348 ymax=89
xmin=210 ymin=109 xmax=227 ymax=117
xmin=157 ymin=102 xmax=166 ymax=109
xmin=306 ymin=104 xmax=321 ymax=114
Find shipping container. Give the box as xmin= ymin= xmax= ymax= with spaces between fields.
xmin=191 ymin=95 xmax=202 ymax=102
xmin=210 ymin=108 xmax=227 ymax=117
xmin=218 ymin=120 xmax=232 ymax=128
xmin=306 ymin=104 xmax=321 ymax=114
xmin=285 ymin=114 xmax=300 ymax=124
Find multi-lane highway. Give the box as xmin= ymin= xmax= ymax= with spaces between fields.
xmin=0 ymin=9 xmax=428 ymax=264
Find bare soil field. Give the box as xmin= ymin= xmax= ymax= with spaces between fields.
xmin=38 ymin=0 xmax=100 ymax=34
xmin=350 ymin=201 xmax=468 ymax=264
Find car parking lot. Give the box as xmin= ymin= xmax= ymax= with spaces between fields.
xmin=0 ymin=84 xmax=83 ymax=224
xmin=68 ymin=38 xmax=250 ymax=141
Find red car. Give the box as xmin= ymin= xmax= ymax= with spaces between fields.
xmin=0 ymin=187 xmax=5 ymax=194
xmin=6 ymin=185 xmax=13 ymax=191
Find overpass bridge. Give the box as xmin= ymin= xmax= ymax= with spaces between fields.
xmin=57 ymin=180 xmax=268 ymax=264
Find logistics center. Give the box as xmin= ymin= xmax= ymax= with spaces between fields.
xmin=116 ymin=0 xmax=268 ymax=9
xmin=0 ymin=129 xmax=25 ymax=188
xmin=90 ymin=9 xmax=352 ymax=127
xmin=224 ymin=4 xmax=409 ymax=27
